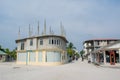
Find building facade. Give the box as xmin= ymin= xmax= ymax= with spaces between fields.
xmin=83 ymin=39 xmax=120 ymax=63
xmin=16 ymin=21 xmax=68 ymax=66
xmin=92 ymin=41 xmax=120 ymax=65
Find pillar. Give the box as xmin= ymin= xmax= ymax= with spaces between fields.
xmin=97 ymin=53 xmax=100 ymax=63
xmin=26 ymin=52 xmax=30 ymax=65
xmin=103 ymin=51 xmax=106 ymax=64
xmin=90 ymin=53 xmax=93 ymax=62
xmin=42 ymin=51 xmax=46 ymax=62
xmin=119 ymin=49 xmax=120 ymax=63
xmin=36 ymin=51 xmax=38 ymax=63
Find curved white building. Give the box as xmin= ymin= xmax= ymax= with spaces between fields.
xmin=15 ymin=21 xmax=68 ymax=66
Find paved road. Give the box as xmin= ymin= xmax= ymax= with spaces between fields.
xmin=0 ymin=59 xmax=120 ymax=80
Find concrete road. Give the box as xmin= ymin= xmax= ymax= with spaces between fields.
xmin=0 ymin=59 xmax=120 ymax=80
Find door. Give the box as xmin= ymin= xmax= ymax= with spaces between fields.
xmin=110 ymin=50 xmax=115 ymax=65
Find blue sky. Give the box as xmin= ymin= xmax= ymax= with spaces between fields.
xmin=0 ymin=0 xmax=120 ymax=51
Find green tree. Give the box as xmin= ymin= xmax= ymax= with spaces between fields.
xmin=75 ymin=52 xmax=80 ymax=59
xmin=0 ymin=46 xmax=17 ymax=61
xmin=0 ymin=45 xmax=5 ymax=52
xmin=67 ymin=42 xmax=76 ymax=56
xmin=67 ymin=42 xmax=76 ymax=61
xmin=5 ymin=48 xmax=17 ymax=60
xmin=11 ymin=49 xmax=17 ymax=60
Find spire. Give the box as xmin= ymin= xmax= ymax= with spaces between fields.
xmin=44 ymin=19 xmax=46 ymax=35
xmin=18 ymin=26 xmax=20 ymax=39
xmin=38 ymin=21 xmax=40 ymax=35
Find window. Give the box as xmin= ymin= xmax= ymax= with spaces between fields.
xmin=21 ymin=42 xmax=24 ymax=50
xmin=52 ymin=39 xmax=54 ymax=44
xmin=40 ymin=39 xmax=43 ymax=45
xmin=30 ymin=39 xmax=33 ymax=46
xmin=50 ymin=39 xmax=61 ymax=45
xmin=49 ymin=39 xmax=51 ymax=44
xmin=54 ymin=40 xmax=56 ymax=44
xmin=97 ymin=41 xmax=99 ymax=45
xmin=58 ymin=40 xmax=60 ymax=45
xmin=57 ymin=40 xmax=59 ymax=45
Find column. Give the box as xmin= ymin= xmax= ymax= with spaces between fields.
xmin=90 ymin=53 xmax=93 ymax=62
xmin=88 ymin=53 xmax=92 ymax=62
xmin=119 ymin=49 xmax=120 ymax=63
xmin=27 ymin=52 xmax=30 ymax=65
xmin=36 ymin=51 xmax=38 ymax=63
xmin=97 ymin=53 xmax=100 ymax=63
xmin=42 ymin=51 xmax=46 ymax=62
xmin=103 ymin=51 xmax=106 ymax=64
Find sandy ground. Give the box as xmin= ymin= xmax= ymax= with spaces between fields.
xmin=0 ymin=59 xmax=120 ymax=80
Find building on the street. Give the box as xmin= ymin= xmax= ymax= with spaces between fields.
xmin=92 ymin=41 xmax=120 ymax=65
xmin=15 ymin=20 xmax=68 ymax=66
xmin=83 ymin=39 xmax=120 ymax=62
xmin=0 ymin=50 xmax=7 ymax=62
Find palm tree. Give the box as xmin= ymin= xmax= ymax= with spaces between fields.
xmin=11 ymin=49 xmax=17 ymax=60
xmin=5 ymin=48 xmax=12 ymax=61
xmin=67 ymin=42 xmax=76 ymax=62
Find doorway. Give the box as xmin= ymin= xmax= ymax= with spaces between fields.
xmin=110 ymin=51 xmax=115 ymax=65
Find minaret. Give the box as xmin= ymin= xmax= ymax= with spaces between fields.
xmin=38 ymin=21 xmax=40 ymax=35
xmin=44 ymin=19 xmax=46 ymax=35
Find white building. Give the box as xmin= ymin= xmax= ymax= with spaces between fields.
xmin=83 ymin=39 xmax=120 ymax=62
xmin=92 ymin=41 xmax=120 ymax=65
xmin=15 ymin=21 xmax=68 ymax=66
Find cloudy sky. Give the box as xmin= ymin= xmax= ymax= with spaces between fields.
xmin=0 ymin=0 xmax=120 ymax=51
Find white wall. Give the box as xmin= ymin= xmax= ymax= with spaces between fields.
xmin=26 ymin=38 xmax=37 ymax=50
